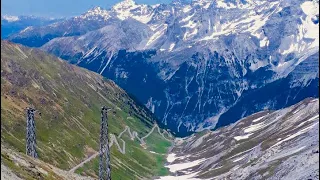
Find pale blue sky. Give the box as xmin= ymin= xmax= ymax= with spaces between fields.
xmin=1 ymin=0 xmax=173 ymax=18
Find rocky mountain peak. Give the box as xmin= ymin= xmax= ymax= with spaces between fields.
xmin=113 ymin=0 xmax=137 ymax=10
xmin=112 ymin=0 xmax=154 ymax=23
xmin=79 ymin=6 xmax=110 ymax=20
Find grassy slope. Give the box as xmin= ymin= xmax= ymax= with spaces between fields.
xmin=1 ymin=41 xmax=171 ymax=179
xmin=75 ymin=130 xmax=172 ymax=178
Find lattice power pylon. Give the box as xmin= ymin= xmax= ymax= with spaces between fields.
xmin=26 ymin=107 xmax=38 ymax=158
xmin=99 ymin=106 xmax=111 ymax=180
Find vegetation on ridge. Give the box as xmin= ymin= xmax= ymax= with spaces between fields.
xmin=1 ymin=40 xmax=172 ymax=179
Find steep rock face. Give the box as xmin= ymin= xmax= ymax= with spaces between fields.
xmin=8 ymin=0 xmax=319 ymax=136
xmin=41 ymin=19 xmax=153 ymax=64
xmin=68 ymin=47 xmax=318 ymax=137
xmin=216 ymin=52 xmax=319 ymax=128
xmin=161 ymin=98 xmax=319 ymax=179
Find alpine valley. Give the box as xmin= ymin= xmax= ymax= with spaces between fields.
xmin=5 ymin=0 xmax=319 ymax=137
xmin=1 ymin=40 xmax=173 ymax=179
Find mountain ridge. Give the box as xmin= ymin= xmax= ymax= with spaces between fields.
xmin=161 ymin=97 xmax=319 ymax=179
xmin=1 ymin=40 xmax=172 ymax=179
xmin=6 ymin=0 xmax=319 ymax=136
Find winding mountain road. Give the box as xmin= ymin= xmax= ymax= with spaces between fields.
xmin=68 ymin=124 xmax=172 ymax=173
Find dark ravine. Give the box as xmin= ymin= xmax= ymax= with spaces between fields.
xmin=68 ymin=49 xmax=319 ymax=137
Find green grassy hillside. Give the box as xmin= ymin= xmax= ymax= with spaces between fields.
xmin=1 ymin=40 xmax=172 ymax=179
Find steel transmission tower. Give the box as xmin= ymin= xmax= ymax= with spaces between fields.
xmin=26 ymin=107 xmax=38 ymax=158
xmin=99 ymin=106 xmax=111 ymax=180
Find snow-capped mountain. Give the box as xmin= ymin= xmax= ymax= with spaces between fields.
xmin=162 ymin=98 xmax=319 ymax=179
xmin=8 ymin=0 xmax=319 ymax=136
xmin=7 ymin=8 xmax=121 ymax=47
xmin=1 ymin=15 xmax=20 ymax=22
xmin=112 ymin=0 xmax=155 ymax=23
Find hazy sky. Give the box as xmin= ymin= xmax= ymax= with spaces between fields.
xmin=1 ymin=0 xmax=173 ymax=18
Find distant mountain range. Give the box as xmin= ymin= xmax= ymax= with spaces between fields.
xmin=1 ymin=15 xmax=63 ymax=39
xmin=5 ymin=0 xmax=319 ymax=136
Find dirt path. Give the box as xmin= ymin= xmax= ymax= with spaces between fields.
xmin=68 ymin=153 xmax=99 ymax=173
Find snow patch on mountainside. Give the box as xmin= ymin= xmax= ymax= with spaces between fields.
xmin=301 ymin=1 xmax=319 ymax=17
xmin=156 ymin=172 xmax=201 ymax=180
xmin=166 ymin=158 xmax=206 ymax=173
xmin=163 ymin=98 xmax=319 ymax=179
xmin=234 ymin=133 xmax=253 ymax=141
xmin=277 ymin=1 xmax=319 ymax=68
